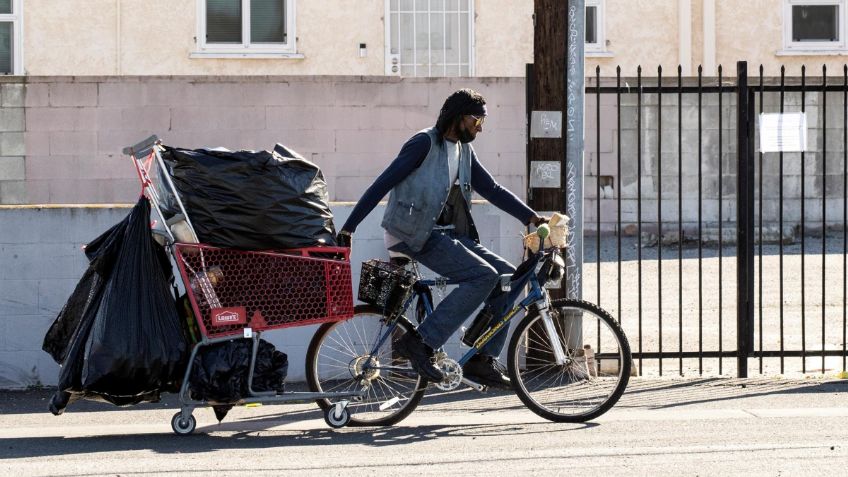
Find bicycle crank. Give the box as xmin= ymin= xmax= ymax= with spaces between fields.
xmin=433 ymin=355 xmax=462 ymax=391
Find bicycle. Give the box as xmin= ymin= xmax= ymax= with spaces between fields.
xmin=305 ymin=227 xmax=632 ymax=427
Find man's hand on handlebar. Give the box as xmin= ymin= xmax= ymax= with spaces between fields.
xmin=336 ymin=230 xmax=352 ymax=248
xmin=530 ymin=215 xmax=550 ymax=227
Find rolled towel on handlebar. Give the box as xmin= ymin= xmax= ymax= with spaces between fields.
xmin=523 ymin=212 xmax=569 ymax=250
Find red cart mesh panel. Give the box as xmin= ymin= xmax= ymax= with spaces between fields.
xmin=175 ymin=244 xmax=354 ymax=338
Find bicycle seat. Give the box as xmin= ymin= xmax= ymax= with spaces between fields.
xmin=388 ymin=250 xmax=414 ymax=268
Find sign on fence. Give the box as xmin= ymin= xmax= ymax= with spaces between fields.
xmin=759 ymin=112 xmax=807 ymax=152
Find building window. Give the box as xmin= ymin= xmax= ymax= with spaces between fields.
xmin=586 ymin=0 xmax=606 ymax=53
xmin=195 ymin=0 xmax=297 ymax=56
xmin=385 ymin=0 xmax=474 ymax=77
xmin=784 ymin=0 xmax=845 ymax=50
xmin=0 ymin=0 xmax=22 ymax=74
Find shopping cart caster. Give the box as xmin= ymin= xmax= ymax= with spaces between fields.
xmin=171 ymin=412 xmax=197 ymax=436
xmin=324 ymin=401 xmax=351 ymax=429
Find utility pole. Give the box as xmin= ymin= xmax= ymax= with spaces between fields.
xmin=528 ymin=0 xmax=585 ymax=300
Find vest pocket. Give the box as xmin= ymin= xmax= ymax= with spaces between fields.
xmin=389 ymin=200 xmax=421 ymax=235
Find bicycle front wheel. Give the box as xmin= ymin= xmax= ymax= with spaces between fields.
xmin=306 ymin=305 xmax=427 ymax=426
xmin=508 ymin=299 xmax=631 ymax=422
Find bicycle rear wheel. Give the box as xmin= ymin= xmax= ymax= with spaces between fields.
xmin=306 ymin=305 xmax=427 ymax=426
xmin=508 ymin=299 xmax=631 ymax=422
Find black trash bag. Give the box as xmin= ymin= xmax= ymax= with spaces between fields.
xmin=42 ymin=207 xmax=137 ymax=364
xmin=44 ymin=197 xmax=188 ymax=413
xmin=161 ymin=143 xmax=336 ymax=250
xmin=189 ymin=339 xmax=288 ymax=404
xmin=42 ymin=267 xmax=104 ymax=364
xmin=81 ymin=197 xmax=187 ymax=396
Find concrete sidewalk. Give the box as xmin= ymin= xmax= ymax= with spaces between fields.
xmin=2 ymin=377 xmax=846 ymax=476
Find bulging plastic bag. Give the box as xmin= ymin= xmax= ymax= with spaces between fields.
xmin=44 ymin=197 xmax=188 ymax=412
xmin=189 ymin=338 xmax=288 ymax=403
xmin=161 ymin=143 xmax=336 ymax=250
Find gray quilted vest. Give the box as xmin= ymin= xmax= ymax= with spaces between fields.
xmin=381 ymin=127 xmax=474 ymax=252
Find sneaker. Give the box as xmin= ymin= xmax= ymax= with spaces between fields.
xmin=463 ymin=354 xmax=511 ymax=389
xmin=395 ymin=332 xmax=445 ymax=382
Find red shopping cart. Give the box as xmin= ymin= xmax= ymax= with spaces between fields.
xmin=124 ymin=136 xmax=360 ymax=435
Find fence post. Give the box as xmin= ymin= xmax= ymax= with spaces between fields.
xmin=736 ymin=61 xmax=755 ymax=378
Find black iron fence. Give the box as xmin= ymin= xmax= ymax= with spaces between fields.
xmin=578 ymin=61 xmax=848 ymax=377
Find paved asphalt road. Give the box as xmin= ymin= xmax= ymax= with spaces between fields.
xmin=1 ymin=378 xmax=847 ymax=476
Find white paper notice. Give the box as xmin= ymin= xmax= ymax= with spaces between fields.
xmin=759 ymin=112 xmax=807 ymax=153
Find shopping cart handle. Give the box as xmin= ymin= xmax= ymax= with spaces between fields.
xmin=123 ymin=135 xmax=160 ymax=157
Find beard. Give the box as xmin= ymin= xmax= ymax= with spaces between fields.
xmin=458 ymin=127 xmax=476 ymax=143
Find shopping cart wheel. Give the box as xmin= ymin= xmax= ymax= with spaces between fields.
xmin=324 ymin=402 xmax=351 ymax=429
xmin=171 ymin=412 xmax=197 ymax=436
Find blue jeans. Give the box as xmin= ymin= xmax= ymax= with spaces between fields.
xmin=389 ymin=230 xmax=516 ymax=357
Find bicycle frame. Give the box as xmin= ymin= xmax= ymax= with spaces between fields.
xmin=362 ymin=250 xmax=570 ymax=380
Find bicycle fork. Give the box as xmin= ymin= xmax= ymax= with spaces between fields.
xmin=537 ymin=304 xmax=569 ymax=365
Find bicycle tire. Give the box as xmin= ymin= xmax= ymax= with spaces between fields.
xmin=508 ymin=299 xmax=631 ymax=423
xmin=306 ymin=304 xmax=427 ymax=427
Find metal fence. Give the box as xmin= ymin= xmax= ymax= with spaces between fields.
xmin=580 ymin=61 xmax=848 ymax=378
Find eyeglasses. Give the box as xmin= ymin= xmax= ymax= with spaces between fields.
xmin=468 ymin=115 xmax=486 ymax=127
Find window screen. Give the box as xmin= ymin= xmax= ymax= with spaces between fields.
xmin=792 ymin=5 xmax=839 ymax=41
xmin=586 ymin=6 xmax=597 ymax=44
xmin=389 ymin=0 xmax=472 ymax=77
xmin=207 ymin=0 xmax=242 ymax=43
xmin=0 ymin=1 xmax=10 ymax=15
xmin=0 ymin=22 xmax=10 ymax=74
xmin=251 ymin=0 xmax=286 ymax=43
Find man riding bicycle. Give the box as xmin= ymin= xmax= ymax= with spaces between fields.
xmin=337 ymin=89 xmax=547 ymax=388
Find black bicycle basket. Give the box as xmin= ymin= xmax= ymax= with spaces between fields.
xmin=358 ymin=259 xmax=416 ymax=317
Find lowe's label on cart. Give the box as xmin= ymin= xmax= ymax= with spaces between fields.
xmin=210 ymin=306 xmax=247 ymax=327
xmin=759 ymin=112 xmax=807 ymax=153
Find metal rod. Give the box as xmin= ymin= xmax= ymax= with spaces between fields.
xmin=596 ymin=64 xmax=602 ymax=357
xmin=678 ymin=64 xmax=684 ymax=376
xmin=698 ymin=65 xmax=704 ymax=375
xmin=779 ymin=65 xmax=786 ymax=374
xmin=844 ymin=65 xmax=847 ymax=374
xmin=637 ymin=65 xmax=643 ymax=374
xmin=720 ymin=63 xmax=725 ymax=375
xmin=617 ymin=66 xmax=622 ymax=325
xmin=589 ymin=85 xmax=848 ymax=95
xmin=822 ymin=64 xmax=828 ymax=374
xmin=736 ymin=60 xmax=755 ymax=378
xmin=631 ymin=350 xmax=848 ymax=360
xmin=757 ymin=64 xmax=764 ymax=374
xmin=801 ymin=64 xmax=807 ymax=374
xmin=657 ymin=65 xmax=663 ymax=376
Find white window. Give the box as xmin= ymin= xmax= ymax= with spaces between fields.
xmin=385 ymin=0 xmax=474 ymax=77
xmin=0 ymin=0 xmax=22 ymax=75
xmin=585 ymin=0 xmax=606 ymax=53
xmin=783 ymin=0 xmax=846 ymax=50
xmin=194 ymin=0 xmax=298 ymax=58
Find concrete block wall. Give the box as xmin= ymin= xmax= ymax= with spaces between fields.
xmin=16 ymin=76 xmax=528 ymax=205
xmin=0 ymin=203 xmax=525 ymax=388
xmin=0 ymin=81 xmax=26 ymax=204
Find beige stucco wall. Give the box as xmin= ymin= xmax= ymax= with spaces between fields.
xmin=713 ymin=0 xmax=847 ymax=76
xmin=22 ymin=0 xmax=848 ymax=78
xmin=474 ymin=0 xmax=533 ymax=77
xmin=587 ymin=0 xmax=681 ymax=77
xmin=24 ymin=0 xmax=387 ymax=76
xmin=23 ymin=0 xmax=535 ymax=77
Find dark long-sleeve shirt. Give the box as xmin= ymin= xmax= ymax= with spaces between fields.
xmin=342 ymin=133 xmax=536 ymax=233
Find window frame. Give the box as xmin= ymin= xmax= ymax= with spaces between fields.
xmin=783 ymin=0 xmax=846 ymax=51
xmin=383 ymin=0 xmax=476 ymax=77
xmin=585 ymin=0 xmax=606 ymax=54
xmin=194 ymin=0 xmax=299 ymax=58
xmin=0 ymin=0 xmax=23 ymax=75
